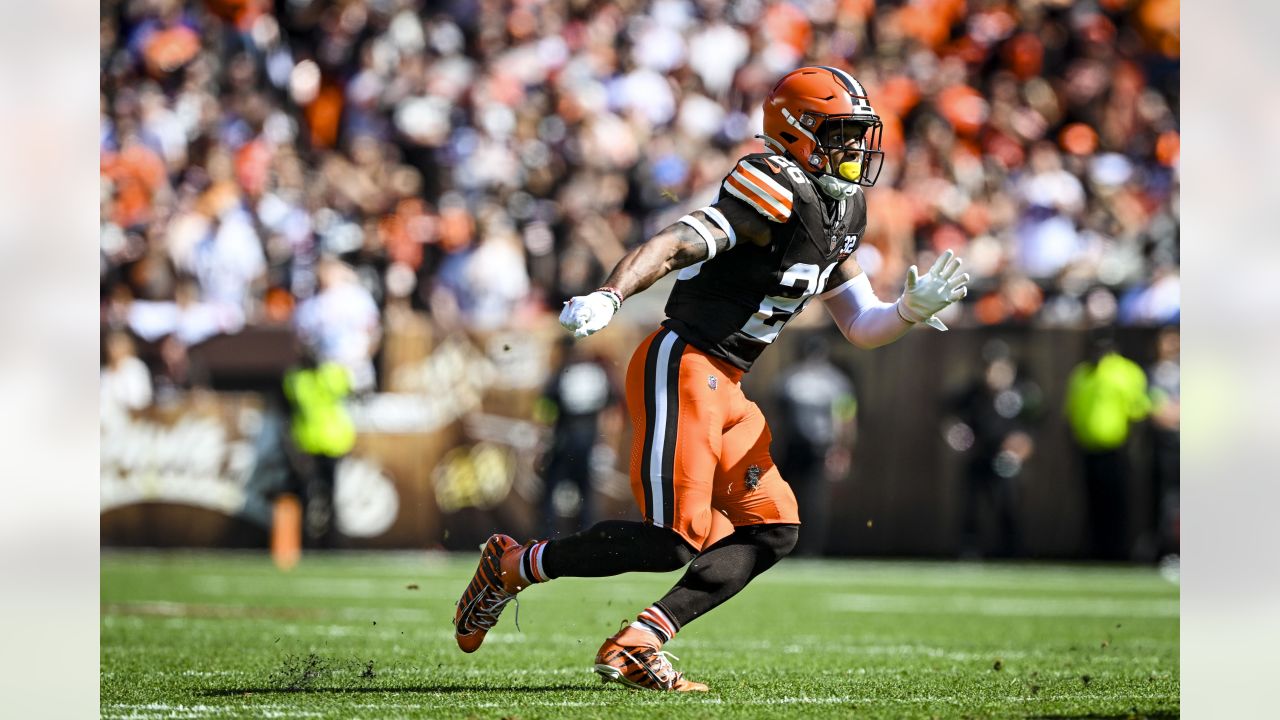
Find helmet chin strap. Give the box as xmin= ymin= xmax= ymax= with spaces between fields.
xmin=816 ymin=172 xmax=857 ymax=199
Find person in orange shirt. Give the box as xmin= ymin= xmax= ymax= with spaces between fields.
xmin=102 ymin=134 xmax=169 ymax=229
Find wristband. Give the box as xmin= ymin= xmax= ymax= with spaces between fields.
xmin=596 ymin=286 xmax=624 ymax=312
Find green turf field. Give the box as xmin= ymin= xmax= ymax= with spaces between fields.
xmin=101 ymin=550 xmax=1178 ymax=719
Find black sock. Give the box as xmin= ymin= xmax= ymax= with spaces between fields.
xmin=655 ymin=524 xmax=799 ymax=631
xmin=541 ymin=520 xmax=695 ymax=579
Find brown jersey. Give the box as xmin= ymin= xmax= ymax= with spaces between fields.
xmin=663 ymin=152 xmax=867 ymax=371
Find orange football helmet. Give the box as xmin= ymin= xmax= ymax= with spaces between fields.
xmin=761 ymin=66 xmax=885 ymax=187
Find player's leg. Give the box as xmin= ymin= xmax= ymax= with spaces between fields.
xmin=508 ymin=327 xmax=715 ymax=584
xmin=454 ymin=328 xmax=717 ymax=653
xmin=546 ymin=520 xmax=696 ymax=575
xmin=593 ymin=341 xmax=733 ymax=692
xmin=643 ymin=397 xmax=800 ymax=639
xmin=650 ymin=522 xmax=798 ymax=626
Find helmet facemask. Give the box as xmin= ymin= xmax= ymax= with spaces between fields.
xmin=760 ymin=67 xmax=886 ymax=193
xmin=810 ymin=113 xmax=885 ymax=188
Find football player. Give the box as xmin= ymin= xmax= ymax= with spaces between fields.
xmin=453 ymin=66 xmax=970 ymax=691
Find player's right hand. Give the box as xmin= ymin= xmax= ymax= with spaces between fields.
xmin=558 ymin=291 xmax=619 ymax=338
xmin=896 ymin=249 xmax=970 ymax=331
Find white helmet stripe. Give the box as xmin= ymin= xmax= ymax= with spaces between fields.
xmin=781 ymin=107 xmax=817 ymax=143
xmin=840 ymin=69 xmax=866 ymax=99
xmin=817 ymin=65 xmax=868 ymax=105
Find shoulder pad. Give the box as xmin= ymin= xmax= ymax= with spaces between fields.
xmin=721 ymin=154 xmax=813 ymax=224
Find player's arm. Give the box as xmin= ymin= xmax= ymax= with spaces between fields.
xmin=558 ymin=199 xmax=771 ymax=338
xmin=602 ymin=200 xmax=770 ymax=297
xmin=820 ymin=249 xmax=970 ymax=349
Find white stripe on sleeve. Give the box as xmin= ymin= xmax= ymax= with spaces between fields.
xmin=737 ymin=161 xmax=793 ymax=205
xmin=724 ymin=180 xmax=782 ymax=222
xmin=676 ymin=214 xmax=717 ymax=261
xmin=699 ymin=206 xmax=736 ymax=250
xmin=728 ymin=170 xmax=791 ymax=218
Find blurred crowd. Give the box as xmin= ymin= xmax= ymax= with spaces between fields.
xmin=100 ymin=0 xmax=1180 ymax=397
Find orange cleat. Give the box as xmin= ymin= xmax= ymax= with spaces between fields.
xmin=453 ymin=534 xmax=527 ymax=653
xmin=593 ymin=626 xmax=709 ymax=692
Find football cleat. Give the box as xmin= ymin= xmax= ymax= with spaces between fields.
xmin=593 ymin=625 xmax=708 ymax=692
xmin=453 ymin=534 xmax=525 ymax=653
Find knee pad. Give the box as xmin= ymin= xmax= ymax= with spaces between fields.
xmin=747 ymin=523 xmax=800 ymax=563
xmin=672 ymin=524 xmax=799 ymax=593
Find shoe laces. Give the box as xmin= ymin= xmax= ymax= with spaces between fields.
xmin=460 ymin=587 xmax=521 ymax=633
xmin=620 ymin=647 xmax=683 ymax=689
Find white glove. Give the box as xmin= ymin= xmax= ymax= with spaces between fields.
xmin=558 ymin=290 xmax=619 ymax=338
xmin=896 ymin=249 xmax=970 ymax=331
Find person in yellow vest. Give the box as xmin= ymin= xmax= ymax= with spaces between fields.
xmin=1065 ymin=331 xmax=1151 ymax=560
xmin=283 ymin=345 xmax=357 ymax=548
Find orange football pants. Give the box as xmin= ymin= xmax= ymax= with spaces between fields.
xmin=625 ymin=327 xmax=800 ymax=551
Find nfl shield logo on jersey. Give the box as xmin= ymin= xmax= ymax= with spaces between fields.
xmin=708 ymin=375 xmax=718 ymax=390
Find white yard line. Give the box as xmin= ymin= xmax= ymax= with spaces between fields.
xmin=102 ymin=704 xmax=324 ymax=719
xmin=102 ymin=602 xmax=432 ymax=622
xmin=826 ymin=593 xmax=1178 ymax=618
xmin=105 ymin=689 xmax=1178 ymax=717
xmin=752 ymin=570 xmax=1175 ymax=595
xmin=189 ymin=575 xmax=458 ymax=599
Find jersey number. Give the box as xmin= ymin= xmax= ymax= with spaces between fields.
xmin=741 ymin=262 xmax=836 ymax=343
